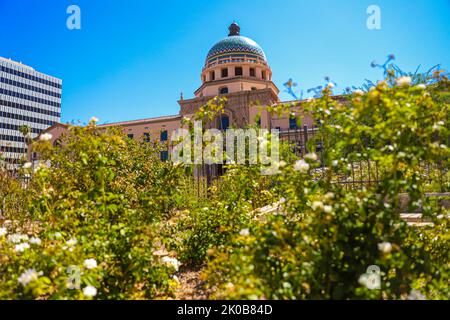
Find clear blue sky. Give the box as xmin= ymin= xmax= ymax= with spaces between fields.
xmin=1 ymin=0 xmax=449 ymax=124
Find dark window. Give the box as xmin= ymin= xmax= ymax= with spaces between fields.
xmin=0 ymin=66 xmax=61 ymax=89
xmin=235 ymin=67 xmax=243 ymax=76
xmin=251 ymin=87 xmax=257 ymax=91
xmin=127 ymin=133 xmax=134 ymax=139
xmin=209 ymin=71 xmax=215 ymax=81
xmin=289 ymin=117 xmax=298 ymax=130
xmin=144 ymin=132 xmax=150 ymax=142
xmin=219 ymin=87 xmax=229 ymax=95
xmin=262 ymin=70 xmax=267 ymax=80
xmin=249 ymin=68 xmax=256 ymax=77
xmin=0 ymin=88 xmax=61 ymax=108
xmin=53 ymin=139 xmax=62 ymax=147
xmin=160 ymin=150 xmax=169 ymax=162
xmin=221 ymin=68 xmax=228 ymax=78
xmin=160 ymin=130 xmax=168 ymax=141
xmin=220 ymin=115 xmax=230 ymax=130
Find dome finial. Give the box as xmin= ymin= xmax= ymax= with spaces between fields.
xmin=228 ymin=22 xmax=240 ymax=36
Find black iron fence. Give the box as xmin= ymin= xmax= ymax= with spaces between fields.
xmin=191 ymin=126 xmax=448 ymax=195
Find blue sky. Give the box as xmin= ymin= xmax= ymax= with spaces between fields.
xmin=1 ymin=0 xmax=449 ymax=124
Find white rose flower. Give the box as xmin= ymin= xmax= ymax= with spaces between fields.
xmin=239 ymin=228 xmax=250 ymax=236
xmin=324 ymin=205 xmax=333 ymax=213
xmin=415 ymin=84 xmax=426 ymax=90
xmin=304 ymin=153 xmax=318 ymax=161
xmin=0 ymin=227 xmax=7 ymax=237
xmin=395 ymin=76 xmax=412 ymax=87
xmin=15 ymin=243 xmax=30 ymax=252
xmin=358 ymin=274 xmax=368 ymax=287
xmin=8 ymin=233 xmax=28 ymax=243
xmin=23 ymin=162 xmax=32 ymax=169
xmin=90 ymin=117 xmax=99 ymax=123
xmin=327 ymin=82 xmax=335 ymax=88
xmin=161 ymin=256 xmax=181 ymax=271
xmin=378 ymin=241 xmax=392 ymax=254
xmin=29 ymin=237 xmax=42 ymax=245
xmin=39 ymin=133 xmax=53 ymax=142
xmin=324 ymin=192 xmax=335 ymax=200
xmin=294 ymin=159 xmax=310 ymax=173
xmin=34 ymin=162 xmax=47 ymax=173
xmin=311 ymin=201 xmax=324 ymax=211
xmin=408 ymin=289 xmax=425 ymax=300
xmin=83 ymin=285 xmax=98 ymax=297
xmin=83 ymin=258 xmax=98 ymax=270
xmin=66 ymin=238 xmax=78 ymax=246
xmin=18 ymin=269 xmax=42 ymax=286
xmin=354 ymin=89 xmax=364 ymax=96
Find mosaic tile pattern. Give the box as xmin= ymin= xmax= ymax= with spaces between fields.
xmin=206 ymin=35 xmax=267 ymax=62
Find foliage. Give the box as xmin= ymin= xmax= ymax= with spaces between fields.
xmin=203 ymin=77 xmax=449 ymax=299
xmin=0 ymin=123 xmax=182 ymax=299
xmin=0 ymin=75 xmax=448 ymax=300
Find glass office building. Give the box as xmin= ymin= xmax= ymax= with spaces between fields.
xmin=0 ymin=56 xmax=62 ymax=170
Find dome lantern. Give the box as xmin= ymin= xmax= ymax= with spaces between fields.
xmin=228 ymin=22 xmax=240 ymax=36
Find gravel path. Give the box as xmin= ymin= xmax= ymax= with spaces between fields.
xmin=174 ymin=266 xmax=211 ymax=300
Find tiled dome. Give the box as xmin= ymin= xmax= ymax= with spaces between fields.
xmin=206 ymin=23 xmax=267 ymax=63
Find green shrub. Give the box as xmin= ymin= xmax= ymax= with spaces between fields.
xmin=203 ymin=78 xmax=449 ymax=299
xmin=0 ymin=123 xmax=181 ymax=299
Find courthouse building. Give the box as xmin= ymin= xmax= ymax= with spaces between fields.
xmin=0 ymin=57 xmax=62 ymax=169
xmin=34 ymin=23 xmax=315 ymax=161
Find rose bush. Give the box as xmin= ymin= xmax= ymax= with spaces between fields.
xmin=0 ymin=75 xmax=448 ymax=300
xmin=202 ymin=77 xmax=449 ymax=299
xmin=0 ymin=123 xmax=182 ymax=299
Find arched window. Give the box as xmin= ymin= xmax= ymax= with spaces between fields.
xmin=53 ymin=139 xmax=62 ymax=147
xmin=219 ymin=87 xmax=229 ymax=95
xmin=220 ymin=115 xmax=230 ymax=130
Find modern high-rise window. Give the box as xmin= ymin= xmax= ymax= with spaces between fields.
xmin=0 ymin=57 xmax=62 ymax=170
